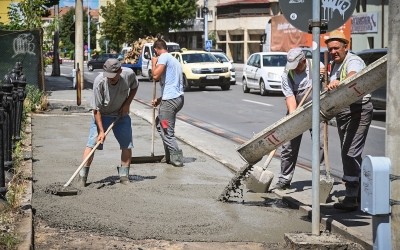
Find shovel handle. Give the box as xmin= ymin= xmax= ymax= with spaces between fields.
xmin=323 ymin=50 xmax=331 ymax=173
xmin=151 ymin=79 xmax=157 ymax=156
xmin=262 ymin=85 xmax=312 ymax=170
xmin=64 ymin=117 xmax=119 ymax=187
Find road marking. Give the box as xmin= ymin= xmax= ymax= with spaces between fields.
xmin=371 ymin=125 xmax=385 ymax=131
xmin=242 ymin=99 xmax=273 ymax=106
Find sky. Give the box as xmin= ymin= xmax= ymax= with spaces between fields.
xmin=59 ymin=0 xmax=99 ymax=9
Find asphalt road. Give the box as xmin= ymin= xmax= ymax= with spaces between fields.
xmin=59 ymin=62 xmax=387 ymax=179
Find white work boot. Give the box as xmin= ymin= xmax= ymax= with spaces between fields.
xmin=77 ymin=166 xmax=89 ymax=187
xmin=117 ymin=166 xmax=130 ymax=185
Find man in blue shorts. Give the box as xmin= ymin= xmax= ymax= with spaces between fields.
xmin=151 ymin=37 xmax=185 ymax=167
xmin=77 ymin=58 xmax=139 ymax=186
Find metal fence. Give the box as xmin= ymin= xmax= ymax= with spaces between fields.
xmin=0 ymin=29 xmax=44 ymax=91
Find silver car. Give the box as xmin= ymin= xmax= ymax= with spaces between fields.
xmin=210 ymin=52 xmax=236 ymax=85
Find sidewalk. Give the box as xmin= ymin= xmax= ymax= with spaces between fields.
xmin=19 ymin=74 xmax=374 ymax=249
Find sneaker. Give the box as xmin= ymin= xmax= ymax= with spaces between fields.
xmin=274 ymin=181 xmax=290 ymax=190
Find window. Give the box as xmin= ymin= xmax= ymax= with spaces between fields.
xmin=196 ymin=8 xmax=204 ymax=19
xmin=368 ymin=37 xmax=374 ymax=49
xmin=208 ymin=10 xmax=213 ymax=21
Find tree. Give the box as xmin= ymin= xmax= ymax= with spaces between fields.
xmin=59 ymin=8 xmax=98 ymax=54
xmin=99 ymin=0 xmax=129 ymax=52
xmin=11 ymin=0 xmax=50 ymax=29
xmin=126 ymin=0 xmax=198 ymax=41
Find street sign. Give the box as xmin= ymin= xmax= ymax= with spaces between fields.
xmin=280 ymin=0 xmax=357 ymax=33
xmin=205 ymin=40 xmax=212 ymax=51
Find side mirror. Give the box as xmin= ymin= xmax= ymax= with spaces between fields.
xmin=144 ymin=52 xmax=150 ymax=60
xmin=230 ymin=60 xmax=234 ymax=63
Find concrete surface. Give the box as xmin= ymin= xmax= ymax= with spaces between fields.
xmin=16 ymin=73 xmax=376 ymax=249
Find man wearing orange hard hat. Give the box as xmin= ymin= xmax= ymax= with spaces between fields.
xmin=325 ymin=30 xmax=373 ymax=211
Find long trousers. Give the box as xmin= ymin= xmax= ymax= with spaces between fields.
xmin=336 ymin=101 xmax=373 ymax=189
xmin=155 ymin=95 xmax=184 ymax=152
xmin=279 ymin=87 xmax=325 ymax=184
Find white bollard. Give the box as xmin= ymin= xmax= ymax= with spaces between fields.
xmin=72 ymin=69 xmax=76 ymax=89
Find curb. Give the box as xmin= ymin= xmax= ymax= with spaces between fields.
xmin=16 ymin=114 xmax=34 ymax=250
xmin=273 ymin=190 xmax=372 ymax=250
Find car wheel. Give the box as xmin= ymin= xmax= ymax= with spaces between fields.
xmin=148 ymin=70 xmax=153 ymax=81
xmin=221 ymin=83 xmax=230 ymax=91
xmin=242 ymin=78 xmax=250 ymax=93
xmin=183 ymin=75 xmax=191 ymax=92
xmin=88 ymin=64 xmax=93 ymax=71
xmin=260 ymin=80 xmax=268 ymax=96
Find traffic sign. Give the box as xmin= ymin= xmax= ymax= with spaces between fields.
xmin=280 ymin=0 xmax=356 ymax=33
xmin=205 ymin=40 xmax=212 ymax=51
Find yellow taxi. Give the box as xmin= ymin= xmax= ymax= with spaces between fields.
xmin=171 ymin=50 xmax=231 ymax=91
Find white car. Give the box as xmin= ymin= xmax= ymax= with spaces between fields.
xmin=242 ymin=52 xmax=288 ymax=96
xmin=210 ymin=51 xmax=236 ymax=85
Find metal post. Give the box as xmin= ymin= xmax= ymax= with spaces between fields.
xmin=14 ymin=63 xmax=27 ymax=142
xmin=10 ymin=70 xmax=18 ymax=149
xmin=204 ymin=0 xmax=208 ymax=43
xmin=311 ymin=0 xmax=321 ymax=236
xmin=388 ymin=1 xmax=400 ymax=248
xmin=1 ymin=75 xmax=13 ymax=169
xmin=0 ymin=85 xmax=6 ymax=201
xmin=75 ymin=0 xmax=84 ymax=89
xmin=87 ymin=1 xmax=91 ymax=61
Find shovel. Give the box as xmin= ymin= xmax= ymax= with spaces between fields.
xmin=319 ymin=50 xmax=334 ymax=203
xmin=131 ymin=79 xmax=164 ymax=163
xmin=245 ymin=85 xmax=313 ymax=193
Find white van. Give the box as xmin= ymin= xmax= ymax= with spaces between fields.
xmin=141 ymin=42 xmax=180 ymax=81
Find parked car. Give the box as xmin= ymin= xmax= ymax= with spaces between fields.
xmin=356 ymin=48 xmax=387 ymax=110
xmin=171 ymin=50 xmax=231 ymax=91
xmin=209 ymin=50 xmax=236 ymax=85
xmin=87 ymin=53 xmax=121 ymax=71
xmin=46 ymin=51 xmax=62 ymax=64
xmin=242 ymin=52 xmax=288 ymax=96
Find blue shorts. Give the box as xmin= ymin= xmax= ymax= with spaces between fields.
xmin=86 ymin=114 xmax=133 ymax=150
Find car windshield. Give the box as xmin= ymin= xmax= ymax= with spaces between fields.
xmin=213 ymin=53 xmax=229 ymax=62
xmin=182 ymin=53 xmax=217 ymax=63
xmin=262 ymin=55 xmax=287 ymax=67
xmin=167 ymin=45 xmax=181 ymax=52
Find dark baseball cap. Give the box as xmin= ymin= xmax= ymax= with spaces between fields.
xmin=103 ymin=58 xmax=121 ymax=78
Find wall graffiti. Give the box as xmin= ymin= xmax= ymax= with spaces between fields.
xmin=321 ymin=0 xmax=351 ymax=21
xmin=12 ymin=33 xmax=36 ymax=58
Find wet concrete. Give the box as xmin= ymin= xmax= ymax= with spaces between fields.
xmin=31 ymin=110 xmax=313 ymax=244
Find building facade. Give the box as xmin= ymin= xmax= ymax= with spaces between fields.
xmin=350 ymin=0 xmax=388 ymax=52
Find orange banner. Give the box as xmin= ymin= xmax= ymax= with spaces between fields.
xmin=270 ymin=15 xmax=352 ymax=52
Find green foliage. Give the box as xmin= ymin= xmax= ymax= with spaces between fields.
xmin=99 ymin=0 xmax=129 ymax=52
xmin=0 ymin=231 xmax=21 ymax=250
xmin=8 ymin=0 xmax=49 ymax=29
xmin=24 ymin=85 xmax=46 ymax=113
xmin=59 ymin=8 xmax=98 ymax=53
xmin=125 ymin=0 xmax=198 ymax=40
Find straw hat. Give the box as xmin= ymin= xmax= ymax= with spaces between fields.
xmin=324 ymin=30 xmax=349 ymax=45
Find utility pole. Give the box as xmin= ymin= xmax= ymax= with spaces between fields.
xmin=51 ymin=4 xmax=60 ymax=76
xmin=388 ymin=1 xmax=400 ymax=248
xmin=204 ymin=0 xmax=208 ymax=44
xmin=87 ymin=1 xmax=91 ymax=61
xmin=75 ymin=0 xmax=84 ymax=89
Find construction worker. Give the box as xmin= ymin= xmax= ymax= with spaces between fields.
xmin=274 ymin=48 xmax=325 ymax=190
xmin=326 ymin=30 xmax=373 ymax=211
xmin=77 ymin=58 xmax=139 ymax=187
xmin=151 ymin=36 xmax=185 ymax=167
